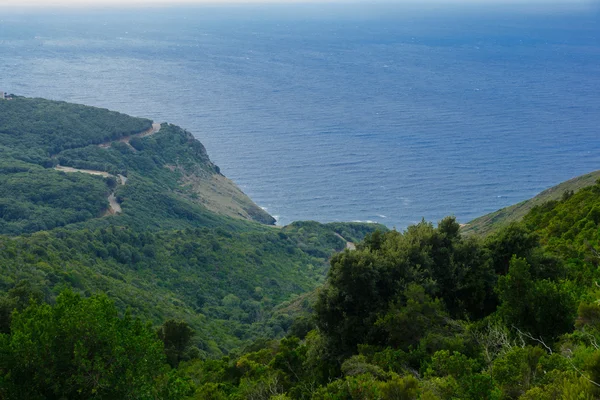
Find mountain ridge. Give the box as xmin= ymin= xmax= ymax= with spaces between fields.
xmin=461 ymin=170 xmax=600 ymax=236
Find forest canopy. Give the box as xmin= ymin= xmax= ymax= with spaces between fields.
xmin=178 ymin=181 xmax=600 ymax=399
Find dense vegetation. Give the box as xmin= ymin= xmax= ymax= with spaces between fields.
xmin=0 ymin=96 xmax=152 ymax=158
xmin=3 ymin=181 xmax=599 ymax=397
xmin=0 ymin=96 xmax=383 ymax=357
xmin=0 ymin=221 xmax=381 ymax=356
xmin=0 ymin=290 xmax=193 ymax=399
xmin=176 ymin=180 xmax=600 ymax=399
xmin=0 ymin=162 xmax=110 ymax=234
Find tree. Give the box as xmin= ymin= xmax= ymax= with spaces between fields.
xmin=315 ymin=248 xmax=395 ymax=356
xmin=0 ymin=289 xmax=176 ymax=399
xmin=0 ymin=280 xmax=44 ymax=333
xmin=496 ymin=257 xmax=576 ymax=341
xmin=486 ymin=223 xmax=539 ymax=276
xmin=157 ymin=319 xmax=196 ymax=368
xmin=315 ymin=218 xmax=496 ymax=357
xmin=376 ymin=284 xmax=449 ymax=351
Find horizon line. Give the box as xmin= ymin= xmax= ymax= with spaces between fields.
xmin=0 ymin=0 xmax=597 ymax=8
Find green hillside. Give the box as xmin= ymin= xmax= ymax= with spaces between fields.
xmin=461 ymin=170 xmax=600 ymax=236
xmin=0 ymin=96 xmax=274 ymax=234
xmin=0 ymin=222 xmax=381 ymax=356
xmin=0 ymin=96 xmax=385 ymax=357
xmin=177 ymin=180 xmax=600 ymax=399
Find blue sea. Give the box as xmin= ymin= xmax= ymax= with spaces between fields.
xmin=1 ymin=3 xmax=599 ymax=229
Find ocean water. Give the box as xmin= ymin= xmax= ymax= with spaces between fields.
xmin=1 ymin=4 xmax=599 ymax=229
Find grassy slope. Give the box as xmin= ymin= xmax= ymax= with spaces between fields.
xmin=461 ymin=170 xmax=600 ymax=236
xmin=523 ymin=180 xmax=600 ymax=258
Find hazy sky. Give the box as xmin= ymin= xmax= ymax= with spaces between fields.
xmin=0 ymin=0 xmax=597 ymax=8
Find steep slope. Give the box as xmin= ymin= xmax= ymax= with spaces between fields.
xmin=461 ymin=170 xmax=600 ymax=236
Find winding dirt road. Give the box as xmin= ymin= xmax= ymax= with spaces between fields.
xmin=54 ymin=166 xmax=112 ymax=178
xmin=54 ymin=167 xmax=128 ymax=215
xmin=54 ymin=122 xmax=160 ymax=215
xmin=334 ymin=233 xmax=356 ymax=251
xmin=98 ymin=122 xmax=161 ymax=151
